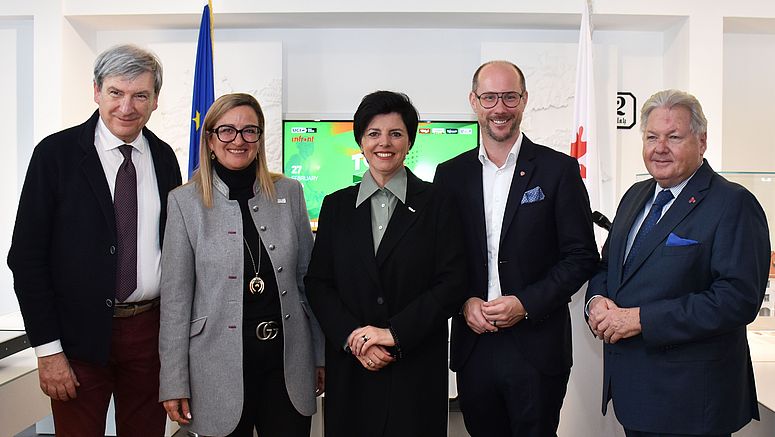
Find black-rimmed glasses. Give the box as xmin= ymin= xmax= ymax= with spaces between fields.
xmin=474 ymin=91 xmax=524 ymax=109
xmin=210 ymin=125 xmax=263 ymax=143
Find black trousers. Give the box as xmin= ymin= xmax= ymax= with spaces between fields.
xmin=227 ymin=330 xmax=310 ymax=437
xmin=457 ymin=332 xmax=570 ymax=437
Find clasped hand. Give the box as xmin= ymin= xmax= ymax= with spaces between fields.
xmin=462 ymin=295 xmax=526 ymax=334
xmin=586 ymin=297 xmax=641 ymax=344
xmin=347 ymin=326 xmax=396 ymax=371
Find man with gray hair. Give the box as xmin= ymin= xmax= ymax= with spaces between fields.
xmin=8 ymin=44 xmax=181 ymax=436
xmin=585 ymin=89 xmax=770 ymax=436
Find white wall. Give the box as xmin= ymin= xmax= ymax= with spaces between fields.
xmin=723 ymin=32 xmax=775 ymax=173
xmin=0 ymin=27 xmax=18 ymax=317
xmin=0 ymin=19 xmax=32 ymax=316
xmin=597 ymin=30 xmax=665 ymax=196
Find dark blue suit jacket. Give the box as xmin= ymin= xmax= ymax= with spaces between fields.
xmin=8 ymin=111 xmax=182 ymax=365
xmin=586 ymin=160 xmax=770 ymax=434
xmin=434 ymin=136 xmax=599 ymax=376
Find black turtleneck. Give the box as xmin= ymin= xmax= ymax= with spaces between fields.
xmin=213 ymin=160 xmax=280 ymax=328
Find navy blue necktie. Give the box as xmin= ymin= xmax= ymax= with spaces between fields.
xmin=114 ymin=145 xmax=138 ymax=302
xmin=623 ymin=189 xmax=673 ymax=276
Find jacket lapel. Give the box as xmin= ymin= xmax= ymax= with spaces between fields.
xmin=78 ymin=111 xmax=116 ymax=237
xmin=349 ymin=186 xmax=382 ymax=286
xmin=146 ymin=127 xmax=170 ymax=205
xmin=499 ymin=136 xmax=536 ymax=245
xmin=375 ymin=170 xmax=427 ymax=266
xmin=612 ymin=181 xmax=655 ymax=287
xmin=145 ymin=127 xmax=174 ymax=245
xmin=621 ymin=161 xmax=712 ymax=283
xmin=462 ymin=152 xmax=488 ymax=260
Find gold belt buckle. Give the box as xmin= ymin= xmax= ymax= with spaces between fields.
xmin=256 ymin=321 xmax=279 ymax=341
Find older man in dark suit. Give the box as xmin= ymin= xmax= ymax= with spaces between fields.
xmin=8 ymin=44 xmax=181 ymax=437
xmin=586 ymin=89 xmax=770 ymax=437
xmin=434 ymin=60 xmax=599 ymax=437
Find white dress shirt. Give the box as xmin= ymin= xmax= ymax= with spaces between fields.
xmin=479 ymin=134 xmax=523 ymax=302
xmin=35 ymin=117 xmax=161 ymax=358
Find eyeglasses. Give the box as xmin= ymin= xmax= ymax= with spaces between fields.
xmin=474 ymin=91 xmax=524 ymax=109
xmin=210 ymin=125 xmax=263 ymax=143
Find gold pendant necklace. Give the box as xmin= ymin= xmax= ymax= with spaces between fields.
xmin=243 ymin=237 xmax=265 ymax=295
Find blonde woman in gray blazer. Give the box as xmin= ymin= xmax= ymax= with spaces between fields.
xmin=159 ymin=93 xmax=324 ymax=437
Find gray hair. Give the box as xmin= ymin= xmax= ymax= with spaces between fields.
xmin=640 ymin=89 xmax=707 ymax=136
xmin=93 ymin=44 xmax=163 ymax=96
xmin=472 ymin=60 xmax=527 ymax=93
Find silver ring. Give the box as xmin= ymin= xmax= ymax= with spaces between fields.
xmin=362 ymin=335 xmax=369 ymax=342
xmin=492 ymin=320 xmax=497 ymax=327
xmin=367 ymin=359 xmax=374 ymax=367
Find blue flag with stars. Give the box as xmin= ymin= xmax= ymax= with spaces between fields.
xmin=188 ymin=2 xmax=214 ymax=178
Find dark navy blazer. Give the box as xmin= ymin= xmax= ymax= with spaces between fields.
xmin=586 ymin=160 xmax=770 ymax=434
xmin=8 ymin=110 xmax=182 ymax=364
xmin=435 ymin=136 xmax=599 ymax=376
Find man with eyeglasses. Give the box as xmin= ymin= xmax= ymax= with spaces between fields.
xmin=434 ymin=60 xmax=598 ymax=436
xmin=8 ymin=44 xmax=181 ymax=436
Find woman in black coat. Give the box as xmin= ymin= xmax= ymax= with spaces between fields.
xmin=305 ymin=91 xmax=467 ymax=437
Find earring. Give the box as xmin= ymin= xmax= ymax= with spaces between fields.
xmin=210 ymin=151 xmax=216 ymax=160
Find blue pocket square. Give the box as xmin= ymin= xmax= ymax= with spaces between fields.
xmin=521 ymin=186 xmax=545 ymax=204
xmin=666 ymin=232 xmax=698 ymax=247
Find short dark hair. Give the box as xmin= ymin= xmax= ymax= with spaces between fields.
xmin=353 ymin=91 xmax=419 ymax=149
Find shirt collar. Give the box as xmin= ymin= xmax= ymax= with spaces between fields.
xmin=356 ymin=167 xmax=408 ymax=207
xmin=477 ymin=132 xmax=523 ymax=167
xmin=95 ymin=116 xmax=148 ymax=154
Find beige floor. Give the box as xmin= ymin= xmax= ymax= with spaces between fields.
xmin=17 ymin=412 xmax=472 ymax=437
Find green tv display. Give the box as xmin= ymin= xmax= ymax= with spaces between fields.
xmin=283 ymin=120 xmax=479 ymax=230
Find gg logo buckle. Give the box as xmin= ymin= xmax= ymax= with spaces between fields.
xmin=256 ymin=321 xmax=279 ymax=341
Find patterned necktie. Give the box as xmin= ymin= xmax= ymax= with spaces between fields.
xmin=114 ymin=145 xmax=138 ymax=302
xmin=623 ymin=189 xmax=673 ymax=276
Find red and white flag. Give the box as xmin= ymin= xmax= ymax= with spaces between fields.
xmin=570 ymin=0 xmax=601 ymax=212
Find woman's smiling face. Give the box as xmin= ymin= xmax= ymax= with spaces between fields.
xmin=360 ymin=112 xmax=410 ymax=187
xmin=207 ymin=105 xmax=261 ymax=171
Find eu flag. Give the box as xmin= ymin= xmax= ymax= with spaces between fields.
xmin=188 ymin=3 xmax=214 ymax=178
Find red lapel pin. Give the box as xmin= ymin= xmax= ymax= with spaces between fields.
xmin=689 ymin=196 xmax=696 ymax=204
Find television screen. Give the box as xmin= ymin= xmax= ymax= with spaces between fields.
xmin=283 ymin=120 xmax=479 ymax=230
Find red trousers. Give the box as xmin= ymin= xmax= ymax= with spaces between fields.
xmin=51 ymin=307 xmax=166 ymax=437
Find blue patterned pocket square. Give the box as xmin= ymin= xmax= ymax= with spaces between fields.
xmin=521 ymin=186 xmax=545 ymax=205
xmin=666 ymin=232 xmax=698 ymax=247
